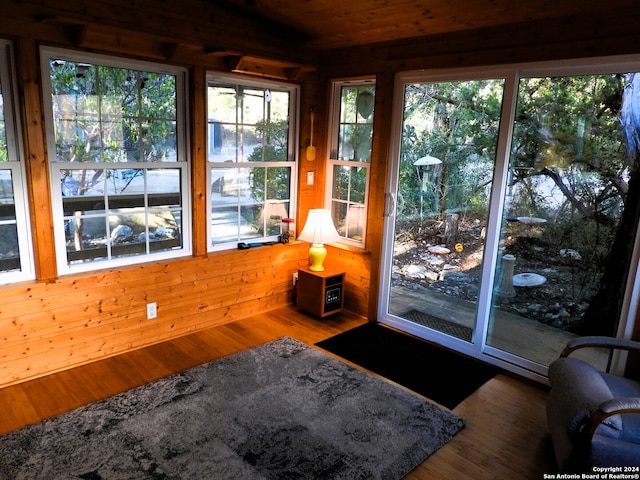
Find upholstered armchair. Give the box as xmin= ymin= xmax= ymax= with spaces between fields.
xmin=546 ymin=336 xmax=640 ymax=472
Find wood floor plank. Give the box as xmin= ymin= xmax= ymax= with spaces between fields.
xmin=0 ymin=305 xmax=556 ymax=478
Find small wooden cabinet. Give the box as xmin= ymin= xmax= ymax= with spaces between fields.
xmin=296 ymin=267 xmax=345 ymax=317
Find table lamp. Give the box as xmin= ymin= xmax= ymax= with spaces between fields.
xmin=297 ymin=209 xmax=341 ymax=271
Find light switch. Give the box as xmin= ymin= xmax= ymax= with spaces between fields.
xmin=307 ymin=171 xmax=314 ymax=185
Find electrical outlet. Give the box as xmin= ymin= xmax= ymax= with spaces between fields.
xmin=146 ymin=302 xmax=157 ymax=319
xmin=292 ymin=272 xmax=298 ymax=286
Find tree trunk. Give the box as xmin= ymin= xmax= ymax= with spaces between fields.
xmin=576 ymin=74 xmax=640 ymax=336
xmin=444 ymin=213 xmax=459 ymax=246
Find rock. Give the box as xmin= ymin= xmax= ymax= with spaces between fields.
xmin=559 ymin=248 xmax=582 ymax=260
xmin=428 ymin=245 xmax=450 ymax=255
xmin=110 ymin=224 xmax=135 ymax=244
xmin=420 ymin=253 xmax=444 ymax=265
xmin=424 ymin=271 xmax=440 ymax=282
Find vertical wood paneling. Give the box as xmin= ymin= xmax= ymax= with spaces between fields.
xmin=0 ymin=242 xmax=311 ymax=386
xmin=190 ymin=65 xmax=207 ymax=256
xmin=14 ymin=37 xmax=57 ymax=281
xmin=365 ymin=71 xmax=395 ymax=321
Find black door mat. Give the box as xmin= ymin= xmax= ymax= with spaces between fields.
xmin=316 ymin=322 xmax=501 ymax=409
xmin=403 ymin=309 xmax=473 ymax=342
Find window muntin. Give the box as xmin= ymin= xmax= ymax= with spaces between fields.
xmin=207 ymin=75 xmax=298 ymax=250
xmin=328 ymin=80 xmax=375 ymax=245
xmin=0 ymin=40 xmax=33 ymax=283
xmin=42 ymin=48 xmax=190 ymax=273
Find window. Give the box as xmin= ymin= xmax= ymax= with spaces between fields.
xmin=0 ymin=40 xmax=33 ymax=283
xmin=327 ymin=79 xmax=375 ymax=246
xmin=207 ymin=74 xmax=298 ymax=250
xmin=41 ymin=48 xmax=190 ymax=274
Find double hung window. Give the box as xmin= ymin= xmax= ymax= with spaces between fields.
xmin=207 ymin=74 xmax=298 ymax=250
xmin=0 ymin=40 xmax=33 ymax=283
xmin=327 ymin=79 xmax=375 ymax=246
xmin=41 ymin=48 xmax=190 ymax=274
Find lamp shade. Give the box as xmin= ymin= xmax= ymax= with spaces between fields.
xmin=298 ymin=209 xmax=341 ymax=245
xmin=298 ymin=209 xmax=341 ymax=271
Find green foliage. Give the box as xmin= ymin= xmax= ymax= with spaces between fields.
xmin=0 ymin=98 xmax=7 ymax=162
xmin=247 ymin=119 xmax=290 ymax=204
xmin=49 ymin=59 xmax=177 ymax=165
xmin=399 ymin=80 xmax=503 ymax=218
xmin=399 ymin=74 xmax=630 ymax=228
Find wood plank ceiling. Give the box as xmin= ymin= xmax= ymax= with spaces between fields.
xmin=218 ymin=0 xmax=640 ymax=51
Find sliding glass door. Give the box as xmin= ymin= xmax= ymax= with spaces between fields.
xmin=380 ymin=59 xmax=640 ymax=379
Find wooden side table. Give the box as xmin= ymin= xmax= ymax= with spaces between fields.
xmin=296 ymin=267 xmax=345 ymax=317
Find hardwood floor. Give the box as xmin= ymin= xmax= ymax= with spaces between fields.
xmin=0 ymin=305 xmax=557 ymax=479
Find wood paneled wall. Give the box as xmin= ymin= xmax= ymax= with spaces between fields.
xmin=0 ymin=0 xmax=361 ymax=388
xmin=1 ymin=244 xmax=308 ymax=385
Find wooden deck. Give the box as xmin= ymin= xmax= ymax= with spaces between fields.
xmin=0 ymin=305 xmax=557 ymax=479
xmin=389 ymin=285 xmax=608 ymax=370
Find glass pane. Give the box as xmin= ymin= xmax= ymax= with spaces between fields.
xmin=240 ymin=204 xmax=264 ymax=240
xmin=338 ymin=124 xmax=355 ymax=160
xmin=101 ymin=117 xmax=127 ymax=162
xmin=208 ymin=84 xmax=238 ymax=124
xmin=388 ymin=79 xmax=505 ymax=342
xmin=141 ymin=73 xmax=176 ymax=119
xmin=61 ymin=169 xmax=105 ymax=215
xmin=260 ymin=202 xmax=288 ymax=236
xmin=487 ymin=73 xmax=631 ymax=369
xmin=331 ymin=201 xmax=347 ymax=237
xmin=0 ymin=170 xmax=19 ymax=272
xmin=0 ymin=169 xmax=14 ymax=203
xmin=337 ymin=86 xmax=375 ymax=162
xmin=65 ymin=214 xmax=108 ymax=265
xmin=346 ymin=204 xmax=365 ymax=241
xmin=350 ymin=166 xmax=367 ymax=203
xmin=142 ymin=120 xmax=177 ymax=162
xmin=332 ymin=166 xmax=350 ymax=201
xmin=147 ymin=168 xmax=181 ymax=200
xmin=241 ymin=87 xmax=267 ymax=124
xmin=268 ymin=90 xmax=290 ymax=123
xmin=266 ymin=167 xmax=290 ymax=200
xmin=211 ymin=166 xmax=254 ymax=199
xmin=211 ymin=205 xmax=241 ymax=244
xmin=0 ymin=77 xmax=6 ymax=162
xmin=50 ymin=59 xmax=177 ymax=163
xmin=0 ymin=223 xmax=20 ymax=271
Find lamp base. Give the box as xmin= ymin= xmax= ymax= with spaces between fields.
xmin=308 ymin=243 xmax=327 ymax=271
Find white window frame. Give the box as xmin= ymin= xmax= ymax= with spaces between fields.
xmin=206 ymin=73 xmax=299 ymax=251
xmin=41 ymin=47 xmax=191 ymax=275
xmin=0 ymin=39 xmax=34 ymax=283
xmin=326 ymin=77 xmax=375 ymax=248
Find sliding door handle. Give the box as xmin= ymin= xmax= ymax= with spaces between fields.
xmin=384 ymin=192 xmax=396 ymax=217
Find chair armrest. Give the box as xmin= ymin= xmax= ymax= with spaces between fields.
xmin=588 ymin=397 xmax=640 ymax=440
xmin=561 ymin=336 xmax=640 ymax=358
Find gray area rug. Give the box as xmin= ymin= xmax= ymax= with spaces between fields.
xmin=0 ymin=337 xmax=465 ymax=480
